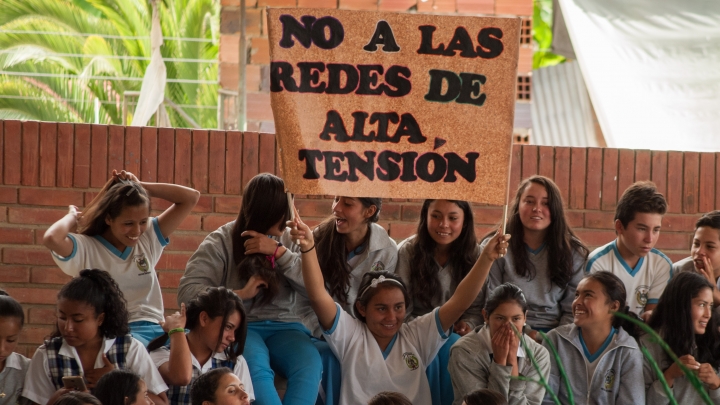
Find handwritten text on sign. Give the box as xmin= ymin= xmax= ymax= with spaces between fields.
xmin=267 ymin=9 xmax=519 ymax=205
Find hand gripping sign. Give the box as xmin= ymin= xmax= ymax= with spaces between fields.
xmin=268 ymin=8 xmax=519 ymax=205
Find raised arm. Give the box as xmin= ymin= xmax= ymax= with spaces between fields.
xmin=438 ymin=231 xmax=509 ymax=332
xmin=157 ymin=304 xmax=192 ymax=386
xmin=42 ymin=205 xmax=80 ymax=257
xmin=290 ymin=208 xmax=338 ymax=330
xmin=140 ymin=178 xmax=200 ymax=238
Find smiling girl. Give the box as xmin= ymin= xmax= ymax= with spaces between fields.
xmin=448 ymin=283 xmax=549 ymax=405
xmin=291 ymin=208 xmax=509 ymax=405
xmin=542 ymin=271 xmax=643 ymax=405
xmin=147 ymin=287 xmax=253 ymax=405
xmin=21 ymin=269 xmax=167 ymax=405
xmin=485 ymin=176 xmax=588 ymax=340
xmin=641 ymin=271 xmax=720 ymax=403
xmin=42 ymin=170 xmax=199 ymax=345
xmin=0 ymin=290 xmax=30 ymax=405
xmin=396 ymin=199 xmax=482 ymax=405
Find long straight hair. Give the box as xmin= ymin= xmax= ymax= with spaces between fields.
xmin=79 ymin=177 xmax=150 ymax=236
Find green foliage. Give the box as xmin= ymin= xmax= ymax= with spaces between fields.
xmin=0 ymin=0 xmax=219 ymax=128
xmin=533 ymin=0 xmax=566 ymax=70
xmin=510 ymin=324 xmax=561 ymax=405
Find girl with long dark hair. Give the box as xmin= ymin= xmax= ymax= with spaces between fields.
xmin=0 ymin=290 xmax=30 ymax=405
xmin=94 ymin=370 xmax=154 ymax=405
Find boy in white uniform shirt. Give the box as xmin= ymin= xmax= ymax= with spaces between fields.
xmin=586 ymin=181 xmax=671 ymax=321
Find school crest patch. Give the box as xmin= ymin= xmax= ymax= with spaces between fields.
xmin=371 ymin=261 xmax=385 ymax=272
xmin=634 ymin=285 xmax=650 ymax=307
xmin=402 ymin=352 xmax=419 ymax=371
xmin=602 ymin=368 xmax=615 ymax=391
xmin=134 ymin=253 xmax=149 ymax=272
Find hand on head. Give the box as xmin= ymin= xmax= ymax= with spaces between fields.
xmin=240 ymin=230 xmax=283 ymax=256
xmin=112 ymin=169 xmax=138 ymax=183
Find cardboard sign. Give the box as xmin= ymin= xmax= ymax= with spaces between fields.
xmin=267 ymin=8 xmax=519 ymax=205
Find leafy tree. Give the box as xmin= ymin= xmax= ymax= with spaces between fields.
xmin=533 ymin=0 xmax=566 ymax=69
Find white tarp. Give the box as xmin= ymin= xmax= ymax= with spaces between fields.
xmin=557 ymin=0 xmax=720 ymax=151
xmin=131 ymin=0 xmax=167 ymax=127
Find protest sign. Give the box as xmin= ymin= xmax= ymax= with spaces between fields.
xmin=267 ymin=8 xmax=520 ymax=205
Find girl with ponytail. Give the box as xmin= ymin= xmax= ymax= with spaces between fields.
xmin=147 ymin=287 xmax=253 ymax=405
xmin=21 ymin=269 xmax=168 ymax=405
xmin=0 ymin=289 xmax=30 ymax=405
xmin=642 ymin=271 xmax=720 ymax=403
xmin=541 ymin=271 xmax=644 ymax=405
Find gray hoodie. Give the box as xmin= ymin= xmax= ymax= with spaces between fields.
xmin=542 ymin=324 xmax=645 ymax=405
xmin=449 ymin=325 xmax=550 ymax=405
xmin=640 ymin=334 xmax=720 ymax=404
xmin=177 ymin=222 xmax=310 ymax=325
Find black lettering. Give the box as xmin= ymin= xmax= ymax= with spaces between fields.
xmin=424 ymin=69 xmax=461 ymax=103
xmin=443 ymin=27 xmax=477 ymax=57
xmin=400 ymin=152 xmax=418 ymax=181
xmin=444 ymin=152 xmax=479 ymax=182
xmin=389 ymin=113 xmax=427 ymax=144
xmin=417 ymin=26 xmax=445 ymax=55
xmin=376 ymin=151 xmax=402 ymax=181
xmin=349 ymin=112 xmax=374 ymax=142
xmin=456 ymin=73 xmax=487 ymax=106
xmin=297 ymin=62 xmax=326 ymax=93
xmin=383 ymin=66 xmax=411 ymax=97
xmin=416 ymin=153 xmax=447 ymax=182
xmin=270 ymin=61 xmax=299 ymax=92
xmin=319 ymin=110 xmax=350 ymax=142
xmin=279 ymin=15 xmax=315 ymax=49
xmin=345 ymin=151 xmax=376 ymax=181
xmin=476 ymin=27 xmax=504 ymax=58
xmin=326 ymin=64 xmax=359 ymax=94
xmin=298 ymin=149 xmax=323 ymax=179
xmin=369 ymin=113 xmax=400 ymax=142
xmin=357 ymin=65 xmax=386 ymax=95
xmin=363 ymin=20 xmax=400 ymax=52
xmin=322 ymin=151 xmax=348 ymax=181
xmin=311 ymin=17 xmax=344 ymax=49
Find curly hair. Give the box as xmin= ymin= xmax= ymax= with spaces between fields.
xmin=53 ymin=269 xmax=129 ymax=339
xmin=78 ymin=177 xmax=150 ymax=236
xmin=190 ymin=367 xmax=233 ymax=405
xmin=408 ymin=199 xmax=477 ymax=311
xmin=615 ymin=181 xmax=667 ymax=229
xmin=315 ymin=197 xmax=382 ymax=305
xmin=93 ymin=370 xmax=141 ymax=405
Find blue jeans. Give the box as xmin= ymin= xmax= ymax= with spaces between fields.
xmin=245 ymin=321 xmax=323 ymax=405
xmin=313 ymin=339 xmax=340 ymax=405
xmin=426 ymin=332 xmax=461 ymax=405
xmin=129 ymin=321 xmax=165 ymax=347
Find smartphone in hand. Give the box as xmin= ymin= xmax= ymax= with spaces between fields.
xmin=62 ymin=376 xmax=87 ymax=391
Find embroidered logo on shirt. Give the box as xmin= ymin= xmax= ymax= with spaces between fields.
xmin=635 ymin=285 xmax=650 ymax=307
xmin=602 ymin=368 xmax=615 ymax=391
xmin=371 ymin=261 xmax=385 ymax=272
xmin=134 ymin=253 xmax=149 ymax=272
xmin=402 ymin=352 xmax=419 ymax=370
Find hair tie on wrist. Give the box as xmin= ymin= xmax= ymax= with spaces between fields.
xmin=168 ymin=328 xmax=185 ymax=336
xmin=301 ymin=244 xmax=315 ymax=254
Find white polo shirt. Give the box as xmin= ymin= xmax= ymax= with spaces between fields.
xmin=51 ymin=217 xmax=168 ymax=324
xmin=323 ymin=304 xmax=449 ymax=405
xmin=150 ymin=345 xmax=255 ymax=401
xmin=22 ymin=337 xmax=168 ymax=405
xmin=0 ymin=352 xmax=30 ymax=405
xmin=586 ymin=240 xmax=672 ymax=312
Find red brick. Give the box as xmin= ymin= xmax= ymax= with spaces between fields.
xmin=554 ymin=147 xmax=570 ymax=206
xmin=56 ymin=123 xmax=74 ymax=188
xmin=242 ymin=132 xmax=260 ymax=189
xmin=681 ymin=152 xmax=700 ymax=215
xmin=192 ymin=196 xmax=213 ymax=213
xmin=107 ymin=125 xmax=125 ymax=176
xmin=517 ymin=47 xmax=533 ymax=74
xmin=8 ymin=207 xmax=67 ymax=225
xmin=73 ymin=124 xmax=91 ymax=188
xmin=29 ymin=307 xmax=57 ymax=324
xmin=698 ymin=153 xmax=715 ymax=213
xmin=140 ymin=127 xmax=158 ymax=182
xmin=473 ymin=206 xmax=503 ymax=225
xmin=378 ymin=0 xmax=415 ymax=11
xmin=3 ymin=121 xmax=22 ymax=184
xmin=635 ymin=150 xmax=651 ymax=182
xmin=259 ymin=133 xmax=276 ymax=174
xmin=21 ymin=121 xmax=40 ymax=186
xmin=157 ymin=128 xmax=175 ymax=184
xmin=250 ymin=37 xmax=270 ymax=64
xmin=158 ymin=271 xmax=184 ymax=289
xmin=584 ymin=211 xmax=615 ymax=230
xmin=156 ymin=253 xmax=192 ymax=271
xmin=258 ymin=0 xmax=295 ymax=5
xmin=0 ymin=208 xmax=7 ymax=223
xmin=89 ymin=124 xmax=108 ymax=187
xmin=3 ymin=248 xmax=55 ymax=266
xmin=4 ymin=287 xmax=59 ymax=305
xmin=39 ymin=122 xmax=58 ymax=187
xmin=509 ymin=144 xmax=522 ymax=197
xmin=569 ymin=147 xmax=587 ymax=209
xmin=0 ymin=265 xmax=30 ymax=283
xmin=30 ymin=267 xmax=72 ymax=284
xmin=226 ymin=131 xmax=243 ymax=195
xmin=379 ymin=203 xmax=401 ymax=221
xmin=655 ymin=232 xmax=691 ymax=251
xmin=209 ymin=131 xmax=227 ymax=194
xmin=339 ymin=0 xmax=377 ymax=10
xmin=215 ymin=196 xmax=242 ymax=214
xmin=574 ymin=230 xmax=616 ymax=249
xmin=585 ymin=148 xmax=602 ymax=210
xmin=203 ymin=215 xmax=237 ymax=231
xmin=496 ymin=0 xmax=532 ymax=15
xmin=666 ymin=151 xmax=683 ymax=214
xmin=0 ymin=122 xmax=3 ymax=185
xmin=617 ymin=149 xmax=635 ymax=202
xmin=163 ymin=292 xmax=180 ymax=310
xmin=521 ymin=145 xmax=538 ymax=179
xmin=247 ymin=93 xmax=274 ymax=122
xmin=20 ymin=326 xmax=54 ymax=344
xmin=662 ymin=215 xmax=697 ymax=231
xmin=192 ymin=130 xmax=209 ymax=193
xmin=651 ymin=151 xmax=668 ymax=198
xmin=537 ymin=146 xmax=554 ymax=179
xmin=566 ymin=211 xmax=583 ymax=229
xmin=457 ymin=0 xmax=493 ymax=13
xmin=600 ymin=148 xmax=618 ymax=211
xmin=666 ymin=252 xmax=687 ymax=263
xmin=175 ymin=129 xmax=192 ymax=187
xmin=420 ymin=0 xmax=455 ymax=12
xmin=19 ymin=189 xmax=83 ymax=206
xmin=0 ymin=228 xmax=34 ymax=244
xmin=0 ymin=187 xmax=17 ymax=204
xmin=124 ymin=126 xmax=141 ymax=176
xmin=388 ymin=222 xmax=416 ymax=240
xmin=295 ymin=199 xmax=332 ymax=218
xmin=177 ymin=215 xmax=202 ymax=231
xmin=298 ymin=0 xmax=336 ymax=7
xmin=401 ymin=204 xmax=422 ymax=222
xmin=474 ymin=226 xmax=494 ymax=240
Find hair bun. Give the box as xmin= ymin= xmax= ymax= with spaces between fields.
xmin=0 ymin=289 xmax=8 ymax=296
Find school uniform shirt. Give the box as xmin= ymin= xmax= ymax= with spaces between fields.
xmin=323 ymin=303 xmax=449 ymax=405
xmin=673 ymin=257 xmax=720 ymax=320
xmin=284 ymin=222 xmax=399 ymax=336
xmin=397 ymin=235 xmax=484 ymax=329
xmin=178 ymin=223 xmax=309 ymax=325
xmin=150 ymin=345 xmax=254 ymax=405
xmin=51 ymin=217 xmax=168 ymax=324
xmin=586 ymin=240 xmax=672 ymax=313
xmin=483 ymin=238 xmax=585 ymax=330
xmin=541 ymin=324 xmax=644 ymax=405
xmin=22 ymin=336 xmax=167 ymax=405
xmin=640 ymin=334 xmax=720 ymax=405
xmin=0 ymin=352 xmax=30 ymax=405
xmin=448 ymin=325 xmax=550 ymax=405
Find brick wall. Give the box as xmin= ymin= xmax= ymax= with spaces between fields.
xmin=219 ymin=0 xmax=534 ymax=131
xmin=0 ymin=119 xmax=713 ymax=356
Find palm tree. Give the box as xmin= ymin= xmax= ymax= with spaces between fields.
xmin=0 ymin=0 xmax=219 ymax=128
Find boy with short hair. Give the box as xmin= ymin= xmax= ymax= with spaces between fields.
xmin=586 ymin=181 xmax=671 ymax=320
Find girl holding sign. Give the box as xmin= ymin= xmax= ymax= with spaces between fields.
xmin=290 ymin=206 xmax=509 ymax=405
